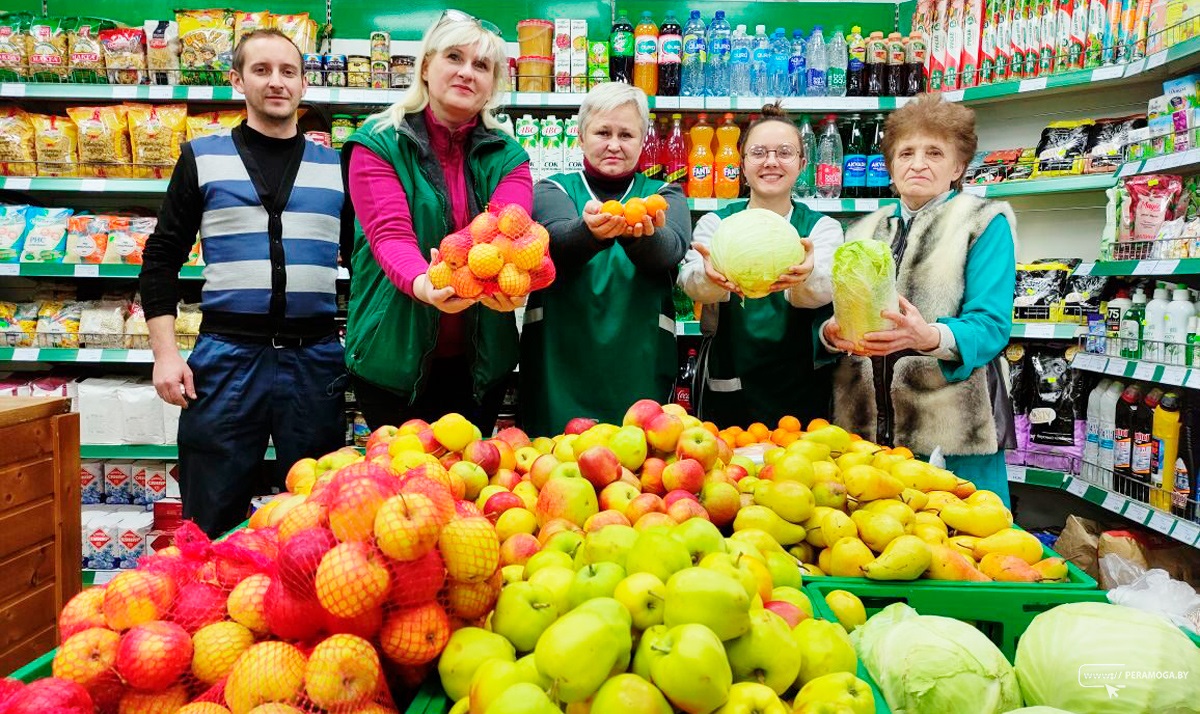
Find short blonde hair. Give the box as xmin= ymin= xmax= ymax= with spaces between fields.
xmin=577 ymin=82 xmax=650 ymax=138
xmin=380 ymin=14 xmax=509 ymax=132
xmin=882 ymin=94 xmax=977 ymax=189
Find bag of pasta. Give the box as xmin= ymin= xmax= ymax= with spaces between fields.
xmin=0 ymin=107 xmax=35 ymax=177
xmin=68 ymin=105 xmax=132 ymax=178
xmin=103 ymin=217 xmax=155 ymax=264
xmin=67 ymin=17 xmax=116 ymax=83
xmin=99 ymin=27 xmax=146 ymax=84
xmin=124 ymin=300 xmax=149 ymax=348
xmin=144 ymin=20 xmax=180 ymax=85
xmin=29 ymin=114 xmax=78 ymax=177
xmin=185 ymin=110 xmax=245 ymax=141
xmin=273 ymin=13 xmax=316 ymax=53
xmin=36 ymin=300 xmax=83 ymax=348
xmin=28 ymin=17 xmax=69 ymax=82
xmin=0 ymin=13 xmax=32 ymax=81
xmin=0 ymin=205 xmax=28 ymax=263
xmin=234 ymin=11 xmax=271 ymax=46
xmin=175 ymin=301 xmax=202 ymax=349
xmin=178 ymin=9 xmax=233 ymax=86
xmin=126 ymin=104 xmax=187 ymax=178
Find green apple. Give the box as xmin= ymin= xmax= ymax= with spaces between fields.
xmin=491 ymin=581 xmax=559 ymax=653
xmin=729 ymin=455 xmax=758 ymax=479
xmin=791 ymin=619 xmax=857 ymax=688
xmin=626 ymin=530 xmax=692 ymax=584
xmin=437 ymin=627 xmax=516 ymax=701
xmin=613 ymin=571 xmax=667 ymax=630
xmin=526 ymin=565 xmax=575 ymax=616
xmin=543 ymin=529 xmax=584 ymax=557
xmin=764 ymin=551 xmax=803 ymax=590
xmin=523 ymin=549 xmax=573 ymax=579
xmin=771 ymin=586 xmax=814 ymax=618
xmin=567 ymin=562 xmax=627 ymax=610
xmin=571 ymin=596 xmax=634 ymax=673
xmin=533 ymin=609 xmax=624 ymax=703
xmin=671 ymin=518 xmax=727 ymax=565
xmin=608 ymin=425 xmax=649 ymax=471
xmin=514 ymin=653 xmax=552 ymax=691
xmin=791 ymin=672 xmax=874 ymax=714
xmin=698 ymin=552 xmax=760 ymax=602
xmin=715 ymin=682 xmax=789 ymax=714
xmin=723 ymin=538 xmax=765 ymax=564
xmin=724 ymin=609 xmax=802 ymax=695
xmin=575 ymin=524 xmax=639 ymax=571
xmin=483 ymin=682 xmax=560 ymax=714
xmin=648 ymin=624 xmax=733 ymax=714
xmin=663 ymin=567 xmax=751 ymax=641
xmin=468 ymin=658 xmax=542 ymax=714
xmin=573 ymin=423 xmax=620 ymax=455
xmin=553 ymin=435 xmax=580 ymax=462
xmin=590 ymin=673 xmax=672 ymax=714
xmin=500 ymin=564 xmax=525 ymax=586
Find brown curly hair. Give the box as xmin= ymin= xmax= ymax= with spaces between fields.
xmin=882 ymin=93 xmax=977 ymax=190
xmin=740 ymin=100 xmax=803 ymax=153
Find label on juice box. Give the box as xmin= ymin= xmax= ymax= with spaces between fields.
xmin=564 ymin=116 xmax=583 ymax=173
xmin=540 ymin=116 xmax=565 ymax=176
xmin=515 ymin=115 xmax=541 ymax=180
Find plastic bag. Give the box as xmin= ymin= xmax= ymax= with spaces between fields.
xmin=126 ymin=104 xmax=187 ymax=178
xmin=144 ymin=20 xmax=180 ymax=85
xmin=0 ymin=107 xmax=36 ymax=177
xmin=1085 ymin=115 xmax=1147 ymax=173
xmin=67 ymin=17 xmax=117 ymax=83
xmin=0 ymin=13 xmax=31 ymax=81
xmin=99 ymin=27 xmax=146 ymax=85
xmin=28 ymin=17 xmax=69 ymax=83
xmin=79 ymin=300 xmax=127 ymax=348
xmin=185 ymin=110 xmax=245 ymax=141
xmin=103 ymin=217 xmax=155 ymax=264
xmin=1032 ymin=119 xmax=1094 ymax=177
xmin=29 ymin=114 xmax=78 ymax=177
xmin=831 ymin=239 xmax=899 ymax=349
xmin=20 ymin=207 xmax=73 ymax=263
xmin=68 ymin=105 xmax=132 ymax=178
xmin=1013 ymin=261 xmax=1073 ymax=321
xmin=64 ymin=215 xmax=109 ymax=264
xmin=1104 ymin=555 xmax=1200 ymax=634
xmin=177 ymin=9 xmax=234 ymax=86
xmin=0 ymin=205 xmax=28 ymax=263
xmin=1127 ymin=174 xmax=1184 ymax=243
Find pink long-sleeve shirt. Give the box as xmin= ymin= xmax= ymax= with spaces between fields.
xmin=349 ymin=108 xmax=533 ymax=357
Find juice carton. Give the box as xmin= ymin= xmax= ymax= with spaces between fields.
xmin=571 ymin=19 xmax=589 ymax=55
xmin=143 ymin=461 xmax=168 ymax=508
xmin=931 ymin=0 xmax=950 ymax=89
xmin=515 ymin=115 xmax=541 ymax=180
xmin=571 ymin=53 xmax=588 ymax=92
xmin=1088 ymin=0 xmax=1111 ymax=64
xmin=554 ymin=19 xmax=572 ymax=58
xmin=588 ymin=40 xmax=609 ymax=69
xmin=540 ymin=115 xmax=565 ymax=176
xmin=564 ymin=115 xmax=583 ymax=173
xmin=963 ymin=0 xmax=986 ymax=85
xmin=1011 ymin=0 xmax=1028 ymax=79
xmin=104 ymin=462 xmax=133 ymax=504
xmin=130 ymin=461 xmax=149 ymax=506
xmin=81 ymin=461 xmax=103 ymax=505
xmin=982 ymin=0 xmax=1000 ymax=82
xmin=554 ymin=52 xmax=573 ymax=92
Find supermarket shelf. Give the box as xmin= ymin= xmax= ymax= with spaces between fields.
xmin=0 ymin=176 xmax=170 ymax=193
xmin=1010 ymin=322 xmax=1084 ymax=339
xmin=1069 ymin=351 xmax=1200 ymax=389
xmin=687 ymin=197 xmax=899 ymax=213
xmin=1007 ymin=464 xmax=1200 ymax=547
xmin=0 ymin=264 xmax=349 ymax=281
xmin=80 ymin=444 xmax=276 ymax=460
xmin=0 ymin=347 xmax=169 ymax=363
xmin=1076 ymin=258 xmax=1200 ymax=277
xmin=649 ymin=95 xmax=911 ymax=112
xmin=962 ymin=174 xmax=1117 ymax=198
xmin=1117 ymin=149 xmax=1200 ymax=178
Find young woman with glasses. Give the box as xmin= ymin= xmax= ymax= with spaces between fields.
xmin=678 ymin=101 xmax=845 ymax=427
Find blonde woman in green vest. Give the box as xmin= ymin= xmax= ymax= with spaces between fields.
xmin=521 ymin=83 xmax=691 ymax=437
xmin=679 ymin=102 xmax=845 ymax=428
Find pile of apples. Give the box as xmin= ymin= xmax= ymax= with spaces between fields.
xmin=427 ymin=203 xmax=556 ymax=300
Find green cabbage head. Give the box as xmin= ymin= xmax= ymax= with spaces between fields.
xmin=832 ymin=239 xmax=899 ymax=348
xmin=709 ymin=208 xmax=805 ymax=299
xmin=1015 ymin=602 xmax=1200 ymax=713
xmin=851 ymin=603 xmax=1022 ymax=714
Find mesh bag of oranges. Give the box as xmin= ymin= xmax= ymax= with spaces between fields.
xmin=599 ymin=192 xmax=669 ymax=227
xmin=426 ymin=203 xmax=556 ymax=303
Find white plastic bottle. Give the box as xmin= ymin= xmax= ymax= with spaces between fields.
xmin=1144 ymin=282 xmax=1170 ymax=362
xmin=815 ymin=116 xmax=843 ymax=198
xmin=806 ymin=26 xmax=828 ymax=97
xmin=1098 ymin=380 xmax=1126 ymax=490
xmin=1164 ymin=283 xmax=1196 ymax=365
xmin=1084 ymin=378 xmax=1113 ymax=482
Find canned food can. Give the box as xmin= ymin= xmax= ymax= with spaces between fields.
xmin=324 ymin=53 xmax=347 ymax=87
xmin=389 ymin=54 xmax=415 ymax=89
xmin=371 ymin=59 xmax=390 ymax=89
xmin=303 ymin=53 xmax=324 ymax=86
xmin=348 ymin=55 xmax=370 ymax=87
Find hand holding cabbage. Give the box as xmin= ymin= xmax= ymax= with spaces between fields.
xmin=707 ymin=208 xmax=809 ymax=299
xmin=829 ymin=239 xmax=902 ymax=352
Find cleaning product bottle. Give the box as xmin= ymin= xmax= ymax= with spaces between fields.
xmin=1098 ymin=380 xmax=1125 ymax=492
xmin=1164 ymin=283 xmax=1196 ymax=366
xmin=1143 ymin=281 xmax=1170 ymax=362
xmin=1084 ymin=377 xmax=1113 ymax=483
xmin=1151 ymin=391 xmax=1182 ymax=512
xmin=1189 ymin=316 xmax=1200 ymax=367
xmin=1114 ymin=383 xmax=1143 ymax=490
xmin=687 ymin=113 xmax=715 ymax=198
xmin=1119 ymin=288 xmax=1147 ymax=359
xmin=1174 ymin=397 xmax=1198 ymax=518
xmin=1106 ymin=288 xmax=1132 ymax=357
xmin=713 ymin=113 xmax=741 ymax=200
xmin=1132 ymin=387 xmax=1162 ymax=503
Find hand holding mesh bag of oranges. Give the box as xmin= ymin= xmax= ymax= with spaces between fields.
xmin=582 ymin=192 xmax=669 ymax=240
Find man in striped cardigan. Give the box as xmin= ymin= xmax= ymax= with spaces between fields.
xmin=141 ymin=29 xmax=353 ymax=537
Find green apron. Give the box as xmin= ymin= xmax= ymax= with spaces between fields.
xmin=698 ymin=200 xmax=834 ymax=427
xmin=520 ymin=171 xmax=678 ymax=437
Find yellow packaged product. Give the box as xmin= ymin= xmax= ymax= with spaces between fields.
xmin=124 ymin=301 xmax=149 ymax=349
xmin=67 ymin=105 xmax=132 ymax=179
xmin=175 ymin=302 xmax=202 ymax=349
xmin=0 ymin=108 xmax=36 ymax=177
xmin=28 ymin=18 xmax=68 ymax=82
xmin=126 ymin=104 xmax=187 ymax=179
xmin=99 ymin=28 xmax=146 ymax=85
xmin=234 ymin=11 xmax=272 ymax=45
xmin=1 ymin=302 xmax=39 ymax=347
xmin=29 ymin=114 xmax=79 ymax=177
xmin=273 ymin=13 xmax=316 ymax=53
xmin=0 ymin=16 xmax=31 ymax=81
xmin=36 ymin=300 xmax=83 ymax=348
xmin=67 ymin=18 xmax=116 ymax=83
xmin=64 ymin=215 xmax=109 ymax=264
xmin=178 ymin=9 xmax=234 ymax=85
xmin=185 ymin=110 xmax=245 ymax=141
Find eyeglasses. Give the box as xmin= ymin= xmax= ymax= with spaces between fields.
xmin=745 ymin=144 xmax=801 ymax=164
xmin=437 ymin=9 xmax=505 ymax=40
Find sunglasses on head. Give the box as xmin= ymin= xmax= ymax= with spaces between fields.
xmin=437 ymin=9 xmax=505 ymax=40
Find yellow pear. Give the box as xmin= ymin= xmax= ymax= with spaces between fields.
xmin=810 ymin=460 xmax=842 ymax=484
xmin=914 ymin=511 xmax=947 ymax=531
xmin=946 ymin=535 xmax=979 ymax=559
xmin=788 ymin=543 xmax=815 ymax=564
xmin=888 ymin=460 xmax=958 ymax=492
xmin=849 ymin=510 xmax=905 ymax=553
xmin=753 ymin=480 xmax=816 ymax=524
xmin=911 ymin=524 xmax=947 ymax=545
xmin=871 ymin=452 xmax=907 ymax=471
xmin=973 ymin=528 xmax=1044 ymax=564
xmin=847 ymin=440 xmax=885 ymax=454
xmin=1031 ymin=557 xmax=1069 ymax=582
xmin=860 ymin=499 xmax=915 ymax=527
xmin=800 ymin=425 xmax=852 ymax=455
xmin=940 ymin=501 xmax=1013 ymax=538
xmin=733 ymin=505 xmax=808 ymax=545
xmin=822 ymin=590 xmax=867 ymax=632
xmin=786 ymin=440 xmax=832 ymax=463
xmin=925 ymin=543 xmax=989 ymax=581
xmin=798 ymin=562 xmax=825 ymax=577
xmin=804 ymin=509 xmax=856 ymax=549
xmin=817 ymin=546 xmax=832 ymax=574
xmin=728 ymin=528 xmax=788 ymax=556
xmin=842 ymin=465 xmax=905 ymax=502
xmin=898 ymin=488 xmax=928 ymax=512
xmin=966 ymin=490 xmax=1006 ymax=507
xmin=979 ymin=552 xmax=1040 ymax=582
xmin=827 ymin=537 xmax=874 ymax=577
xmin=921 ymin=491 xmax=962 ymax=513
xmin=835 ymin=452 xmax=875 ymax=471
xmin=861 ymin=535 xmax=931 ymax=581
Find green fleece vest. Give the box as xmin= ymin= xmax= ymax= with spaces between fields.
xmin=519 ymin=171 xmax=677 ymax=437
xmin=342 ymin=113 xmax=529 ymax=401
xmin=698 ymin=200 xmax=834 ymax=426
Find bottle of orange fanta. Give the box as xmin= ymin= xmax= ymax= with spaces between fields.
xmin=714 ymin=113 xmax=742 ymax=199
xmin=688 ymin=113 xmax=715 ymax=198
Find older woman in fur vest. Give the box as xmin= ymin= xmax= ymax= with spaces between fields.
xmin=821 ymin=94 xmax=1017 ymax=506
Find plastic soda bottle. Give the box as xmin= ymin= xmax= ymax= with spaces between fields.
xmin=638 ymin=112 xmax=662 ymax=180
xmin=633 ymin=12 xmax=659 ymax=96
xmin=714 ymin=113 xmax=742 ymax=199
xmin=688 ymin=113 xmax=715 ymax=198
xmin=662 ymin=113 xmax=688 ymax=187
xmin=658 ymin=11 xmax=682 ymax=96
xmin=609 ymin=11 xmax=635 ymax=83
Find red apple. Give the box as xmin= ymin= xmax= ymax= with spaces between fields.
xmin=365 ymin=425 xmax=399 ymax=452
xmin=483 ymin=491 xmax=524 ymax=519
xmin=598 ymin=481 xmax=641 ymax=513
xmin=450 ymin=460 xmax=489 ymax=500
xmin=499 ymin=533 xmax=541 ymax=567
xmin=276 ymin=526 xmax=337 ymax=595
xmin=536 ymin=517 xmax=583 ymax=545
xmin=490 ymin=439 xmax=517 ymax=471
xmin=583 ymin=509 xmax=632 ymax=532
xmin=463 ymin=440 xmax=501 ymax=476
xmin=667 ymin=498 xmax=711 ymax=524
xmin=625 ymin=493 xmax=666 ymax=524
xmin=534 ymin=475 xmax=599 ymax=528
xmin=564 ymin=417 xmax=599 ymax=435
xmin=365 ymin=442 xmax=390 ymax=460
xmin=577 ymin=445 xmax=622 ymax=489
xmin=662 ymin=458 xmax=706 ymax=494
xmin=440 ymin=451 xmax=463 ymax=470
xmin=645 ymin=412 xmax=685 ymax=453
xmin=634 ymin=511 xmax=677 ymax=531
xmin=5 ymin=679 xmax=93 ymax=714
xmin=717 ymin=437 xmax=734 ymax=466
xmin=495 ymin=427 xmax=532 ymax=450
xmin=490 ymin=468 xmax=522 ymax=491
xmin=619 ymin=467 xmax=641 ymax=488
xmin=764 ymin=600 xmax=808 ymax=628
xmin=675 ymin=426 xmax=721 ymax=470
xmin=529 ymin=454 xmax=561 ymax=490
xmin=116 ymin=621 xmax=192 ymax=691
xmin=705 ymin=467 xmax=737 ymax=488
xmin=623 ymin=399 xmax=664 ymax=429
xmin=663 ymin=489 xmax=700 ymax=507
xmin=726 ymin=463 xmax=750 ymax=482
xmin=640 ymin=457 xmax=667 ymax=495
xmin=265 ymin=579 xmax=325 ymax=641
xmin=416 ymin=428 xmax=445 ymax=455
xmin=699 ymin=481 xmax=740 ymax=527
xmin=399 ymin=418 xmax=432 ymax=434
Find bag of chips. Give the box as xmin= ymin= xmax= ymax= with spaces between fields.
xmin=68 ymin=105 xmax=132 ymax=178
xmin=103 ymin=217 xmax=155 ymax=264
xmin=20 ymin=207 xmax=73 ymax=263
xmin=126 ymin=104 xmax=187 ymax=179
xmin=0 ymin=205 xmax=28 ymax=263
xmin=1032 ymin=119 xmax=1095 ymax=178
xmin=99 ymin=27 xmax=146 ymax=84
xmin=28 ymin=17 xmax=69 ymax=82
xmin=185 ymin=109 xmax=245 ymax=141
xmin=64 ymin=215 xmax=110 ymax=264
xmin=178 ymin=9 xmax=234 ymax=86
xmin=67 ymin=17 xmax=117 ymax=83
xmin=144 ymin=20 xmax=180 ymax=85
xmin=0 ymin=13 xmax=32 ymax=81
xmin=0 ymin=108 xmax=35 ymax=177
xmin=29 ymin=114 xmax=79 ymax=177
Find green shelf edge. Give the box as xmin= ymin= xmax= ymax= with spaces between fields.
xmin=79 ymin=444 xmax=276 ymax=460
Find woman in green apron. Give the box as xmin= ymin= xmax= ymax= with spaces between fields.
xmin=521 ymin=83 xmax=691 ymax=438
xmin=679 ymin=102 xmax=845 ymax=429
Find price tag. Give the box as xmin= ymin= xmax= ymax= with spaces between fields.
xmin=1148 ymin=511 xmax=1175 ymax=534
xmin=74 ymin=265 xmax=99 ymax=278
xmin=305 ymin=87 xmax=330 ymax=102
xmin=963 ymin=185 xmax=986 ymax=196
xmin=148 ymin=85 xmax=172 ymax=100
xmin=3 ymin=177 xmax=31 ymax=191
xmin=1157 ymin=259 xmax=1180 ymax=274
xmin=1019 ymin=77 xmax=1048 ymax=92
xmin=112 ymin=85 xmax=137 ymax=99
xmin=1066 ymin=478 xmax=1090 ymax=497
xmin=1092 ymin=65 xmax=1126 ymax=81
xmin=1105 ymin=357 xmax=1129 ymax=375
xmin=679 ymin=97 xmax=704 ymax=110
xmin=0 ymin=83 xmax=26 ymax=97
xmin=1133 ymin=361 xmax=1159 ymax=381
xmin=1144 ymin=156 xmax=1168 ymax=172
xmin=1132 ymin=260 xmax=1159 ymax=275
xmin=76 ymin=349 xmax=102 ymax=362
xmin=1074 ymin=262 xmax=1094 ymax=276
xmin=11 ymin=348 xmax=38 ymax=361
xmin=190 ymin=86 xmax=214 ymax=100
xmin=1147 ymin=51 xmax=1167 ymax=69
xmin=80 ymin=179 xmax=104 ymax=193
xmin=655 ymin=97 xmax=680 ymax=109
xmin=1161 ymin=365 xmax=1188 ymax=385
xmin=854 ymin=199 xmax=878 ymax=212
xmin=1172 ymin=520 xmax=1200 ymax=546
xmin=1007 ymin=465 xmax=1027 ymax=483
xmin=1073 ymin=353 xmax=1106 ymax=371
xmin=1123 ymin=502 xmax=1151 ymax=524
xmin=815 ymin=199 xmax=841 ymax=213
xmin=942 ymin=89 xmax=965 ymax=102
xmin=0 ymin=264 xmax=18 ymax=276
xmin=1186 ymin=370 xmax=1200 ymax=390
xmin=1116 ymin=162 xmax=1141 ymax=177
xmin=1102 ymin=492 xmax=1127 ymax=512
xmin=707 ymin=97 xmax=732 ymax=110
xmin=1022 ymin=323 xmax=1057 ymax=339
xmin=691 ymin=198 xmax=719 ymax=211
xmin=1125 ymin=58 xmax=1148 ymax=76
xmin=127 ymin=349 xmax=153 ymax=362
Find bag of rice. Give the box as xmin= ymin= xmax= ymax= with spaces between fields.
xmin=28 ymin=17 xmax=69 ymax=82
xmin=0 ymin=205 xmax=28 ymax=263
xmin=0 ymin=108 xmax=35 ymax=177
xmin=125 ymin=104 xmax=187 ymax=179
xmin=20 ymin=207 xmax=73 ymax=263
xmin=99 ymin=27 xmax=146 ymax=84
xmin=28 ymin=114 xmax=78 ymax=177
xmin=144 ymin=20 xmax=180 ymax=85
xmin=79 ymin=300 xmax=127 ymax=348
xmin=68 ymin=105 xmax=132 ymax=178
xmin=64 ymin=215 xmax=110 ymax=264
xmin=124 ymin=300 xmax=149 ymax=349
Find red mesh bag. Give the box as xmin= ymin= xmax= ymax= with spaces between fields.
xmin=276 ymin=526 xmax=338 ymax=597
xmin=3 ymin=677 xmax=94 ymax=714
xmin=378 ymin=601 xmax=451 ymax=666
xmin=437 ymin=517 xmax=500 ymax=583
xmin=101 ymin=569 xmax=177 ymax=631
xmin=264 ymin=577 xmax=326 ymax=643
xmin=114 ymin=620 xmax=193 ymax=691
xmin=51 ymin=626 xmax=122 ymax=712
xmin=57 ymin=586 xmax=108 ymax=640
xmin=493 ymin=203 xmax=533 ymax=239
xmin=443 ymin=571 xmax=501 ymax=621
xmin=388 ymin=548 xmax=446 ymax=608
xmin=169 ymin=581 xmax=228 ymax=632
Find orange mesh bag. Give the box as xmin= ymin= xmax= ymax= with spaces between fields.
xmin=276 ymin=526 xmax=338 ymax=598
xmin=374 ymin=482 xmax=454 ymax=563
xmin=58 ymin=585 xmax=108 ymax=640
xmin=101 ymin=569 xmax=177 ymax=631
xmin=312 ymin=463 xmax=401 ymax=544
xmin=314 ymin=541 xmax=392 ymax=620
xmin=387 ymin=548 xmax=446 ymax=608
xmin=442 ymin=569 xmax=501 ymax=622
xmin=264 ymin=575 xmax=326 ymax=643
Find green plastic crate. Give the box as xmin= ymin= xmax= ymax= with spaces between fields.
xmin=804 ymin=579 xmax=1109 ymax=663
xmin=8 ymin=650 xmax=52 ymax=681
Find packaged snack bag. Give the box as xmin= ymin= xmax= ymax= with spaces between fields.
xmin=185 ymin=110 xmax=245 ymax=141
xmin=20 ymin=207 xmax=73 ymax=263
xmin=28 ymin=114 xmax=78 ymax=177
xmin=0 ymin=13 xmax=31 ymax=81
xmin=0 ymin=108 xmax=34 ymax=177
xmin=1032 ymin=119 xmax=1094 ymax=176
xmin=177 ymin=9 xmax=234 ymax=85
xmin=234 ymin=11 xmax=271 ymax=46
xmin=0 ymin=205 xmax=27 ymax=262
xmin=67 ymin=105 xmax=132 ymax=179
xmin=103 ymin=217 xmax=155 ymax=264
xmin=126 ymin=104 xmax=187 ymax=179
xmin=145 ymin=20 xmax=180 ymax=85
xmin=28 ymin=17 xmax=69 ymax=82
xmin=67 ymin=17 xmax=116 ymax=83
xmin=99 ymin=27 xmax=146 ymax=85
xmin=64 ymin=215 xmax=110 ymax=264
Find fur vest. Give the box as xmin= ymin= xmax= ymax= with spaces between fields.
xmin=832 ymin=193 xmax=1016 ymax=456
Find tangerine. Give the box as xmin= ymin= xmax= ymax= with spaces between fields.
xmin=600 ymin=200 xmax=625 ymax=216
xmin=806 ymin=418 xmax=830 ymax=431
xmin=735 ymin=431 xmax=757 ymax=448
xmin=890 ymin=446 xmax=914 ymax=459
xmin=747 ymin=422 xmax=770 ymax=441
xmin=644 ymin=193 xmax=669 ymax=215
xmin=623 ymin=199 xmax=647 ymax=225
xmin=701 ymin=421 xmax=720 ymax=436
xmin=778 ymin=415 xmax=802 ymax=433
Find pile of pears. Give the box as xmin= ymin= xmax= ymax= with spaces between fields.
xmin=745 ymin=425 xmax=1069 ymax=584
xmin=437 ymin=517 xmax=878 ymax=714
